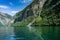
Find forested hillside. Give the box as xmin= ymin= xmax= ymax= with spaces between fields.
xmin=13 ymin=0 xmax=60 ymax=27
xmin=40 ymin=0 xmax=60 ymax=25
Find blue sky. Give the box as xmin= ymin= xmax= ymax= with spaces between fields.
xmin=0 ymin=0 xmax=33 ymax=16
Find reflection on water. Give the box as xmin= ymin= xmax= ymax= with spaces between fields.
xmin=0 ymin=26 xmax=14 ymax=40
xmin=0 ymin=26 xmax=60 ymax=40
xmin=34 ymin=26 xmax=60 ymax=40
xmin=14 ymin=27 xmax=42 ymax=40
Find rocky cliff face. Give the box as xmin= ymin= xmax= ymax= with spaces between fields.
xmin=0 ymin=12 xmax=12 ymax=26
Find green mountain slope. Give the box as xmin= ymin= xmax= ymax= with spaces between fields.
xmin=13 ymin=0 xmax=60 ymax=27
xmin=40 ymin=0 xmax=60 ymax=25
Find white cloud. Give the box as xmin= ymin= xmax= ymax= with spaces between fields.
xmin=21 ymin=0 xmax=32 ymax=3
xmin=11 ymin=11 xmax=19 ymax=13
xmin=9 ymin=2 xmax=13 ymax=6
xmin=11 ymin=11 xmax=19 ymax=16
xmin=0 ymin=5 xmax=9 ymax=9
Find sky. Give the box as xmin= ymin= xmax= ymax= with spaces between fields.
xmin=0 ymin=0 xmax=33 ymax=16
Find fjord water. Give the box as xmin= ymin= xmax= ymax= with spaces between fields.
xmin=0 ymin=26 xmax=60 ymax=40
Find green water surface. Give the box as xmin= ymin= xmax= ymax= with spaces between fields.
xmin=0 ymin=26 xmax=60 ymax=40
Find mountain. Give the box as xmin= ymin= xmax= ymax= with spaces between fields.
xmin=13 ymin=0 xmax=46 ymax=27
xmin=13 ymin=0 xmax=60 ymax=27
xmin=40 ymin=0 xmax=60 ymax=25
xmin=14 ymin=0 xmax=46 ymax=22
xmin=0 ymin=12 xmax=12 ymax=26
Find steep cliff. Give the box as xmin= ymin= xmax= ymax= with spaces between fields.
xmin=13 ymin=0 xmax=60 ymax=26
xmin=13 ymin=0 xmax=46 ymax=26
